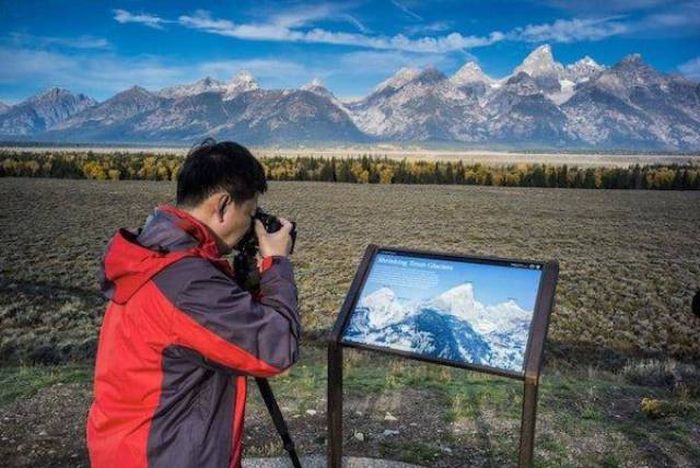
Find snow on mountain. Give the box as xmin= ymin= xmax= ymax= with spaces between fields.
xmin=5 ymin=47 xmax=699 ymax=149
xmin=358 ymin=287 xmax=411 ymax=329
xmin=449 ymin=62 xmax=496 ymax=101
xmin=159 ymin=76 xmax=225 ymax=99
xmin=431 ymin=283 xmax=531 ymax=334
xmin=345 ymin=283 xmax=534 ymax=372
xmin=450 ymin=62 xmax=494 ymax=87
xmin=514 ymin=44 xmax=563 ymax=77
xmin=158 ymin=71 xmax=259 ymax=101
xmin=301 ymin=77 xmax=325 ymax=92
xmin=53 ymin=86 xmax=162 ymax=130
xmin=300 ymin=77 xmax=349 ymax=112
xmin=373 ymin=67 xmax=422 ymax=94
xmin=513 ymin=46 xmax=603 ymax=104
xmin=565 ymin=56 xmax=604 ymax=83
xmin=222 ymin=71 xmax=259 ymax=100
xmin=347 ymin=67 xmax=481 ymax=140
xmin=562 ymin=54 xmax=700 ymax=148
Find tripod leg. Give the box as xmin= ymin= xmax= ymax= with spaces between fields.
xmin=255 ymin=378 xmax=302 ymax=468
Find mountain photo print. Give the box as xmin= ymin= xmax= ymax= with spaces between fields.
xmin=342 ymin=252 xmax=543 ymax=373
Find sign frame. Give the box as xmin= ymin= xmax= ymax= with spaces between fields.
xmin=327 ymin=244 xmax=559 ymax=467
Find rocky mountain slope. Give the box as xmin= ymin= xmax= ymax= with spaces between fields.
xmin=1 ymin=45 xmax=698 ymax=149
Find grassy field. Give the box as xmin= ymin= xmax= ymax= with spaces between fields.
xmin=1 ymin=347 xmax=699 ymax=467
xmin=1 ymin=177 xmax=699 ymax=466
xmin=1 ymin=177 xmax=699 ymax=363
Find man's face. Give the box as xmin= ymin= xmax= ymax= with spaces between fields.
xmin=219 ymin=194 xmax=258 ymax=254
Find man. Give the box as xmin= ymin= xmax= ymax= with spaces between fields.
xmin=86 ymin=140 xmax=300 ymax=468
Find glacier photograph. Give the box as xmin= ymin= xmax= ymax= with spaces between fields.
xmin=342 ymin=252 xmax=543 ymax=373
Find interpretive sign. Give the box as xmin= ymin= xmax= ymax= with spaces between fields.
xmin=327 ymin=245 xmax=558 ymax=467
xmin=341 ymin=249 xmax=544 ymax=375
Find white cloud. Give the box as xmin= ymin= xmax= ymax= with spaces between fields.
xmin=113 ymin=9 xmax=168 ymax=29
xmin=678 ymin=56 xmax=700 ymax=81
xmin=339 ymin=14 xmax=370 ymax=34
xmin=391 ymin=0 xmax=423 ymax=21
xmin=9 ymin=32 xmax=111 ymax=50
xmin=511 ymin=17 xmax=628 ymax=43
xmin=269 ymin=3 xmax=338 ymax=28
xmin=0 ymin=46 xmax=311 ymax=101
xmin=196 ymin=59 xmax=310 ymax=81
xmin=637 ymin=1 xmax=700 ymax=29
xmin=544 ymin=0 xmax=670 ymax=13
xmin=546 ymin=1 xmax=700 ymax=38
xmin=110 ymin=4 xmax=700 ymax=59
xmin=405 ymin=21 xmax=453 ymax=35
xmin=338 ymin=50 xmax=457 ymax=75
xmin=178 ymin=10 xmax=502 ymax=53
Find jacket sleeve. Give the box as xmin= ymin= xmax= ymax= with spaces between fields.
xmin=152 ymin=256 xmax=300 ymax=377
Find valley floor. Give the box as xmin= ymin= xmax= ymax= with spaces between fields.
xmin=1 ymin=347 xmax=699 ymax=467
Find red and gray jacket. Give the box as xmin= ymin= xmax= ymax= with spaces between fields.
xmin=86 ymin=205 xmax=300 ymax=468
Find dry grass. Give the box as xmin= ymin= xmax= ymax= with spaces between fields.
xmin=1 ymin=177 xmax=699 ymax=364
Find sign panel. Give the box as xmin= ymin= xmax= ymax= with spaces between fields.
xmin=339 ymin=248 xmax=544 ymax=376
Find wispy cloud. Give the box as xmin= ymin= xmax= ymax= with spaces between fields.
xmin=339 ymin=14 xmax=370 ymax=34
xmin=545 ymin=0 xmax=700 ymax=38
xmin=391 ymin=0 xmax=423 ymax=21
xmin=405 ymin=21 xmax=453 ymax=35
xmin=0 ymin=46 xmax=311 ymax=101
xmin=338 ymin=50 xmax=458 ymax=76
xmin=678 ymin=56 xmax=700 ymax=80
xmin=544 ymin=0 xmax=671 ymax=14
xmin=9 ymin=32 xmax=111 ymax=50
xmin=176 ymin=9 xmax=502 ymax=53
xmin=511 ymin=17 xmax=629 ymax=43
xmin=636 ymin=1 xmax=700 ymax=30
xmin=111 ymin=3 xmax=700 ymax=56
xmin=113 ymin=9 xmax=169 ymax=29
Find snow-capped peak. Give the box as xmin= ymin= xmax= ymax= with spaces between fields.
xmin=359 ymin=287 xmax=409 ymax=329
xmin=228 ymin=71 xmax=258 ymax=90
xmin=302 ymin=78 xmax=324 ymax=90
xmin=621 ymin=53 xmax=643 ymax=65
xmin=432 ymin=282 xmax=479 ymax=322
xmin=222 ymin=71 xmax=259 ymax=100
xmin=158 ymin=77 xmax=224 ymax=99
xmin=374 ymin=67 xmax=421 ymax=92
xmin=450 ymin=61 xmax=493 ymax=86
xmin=565 ymin=56 xmax=604 ymax=83
xmin=514 ymin=44 xmax=564 ymax=78
xmin=231 ymin=70 xmax=257 ymax=87
xmin=577 ymin=56 xmax=599 ymax=68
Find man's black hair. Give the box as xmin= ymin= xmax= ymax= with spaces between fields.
xmin=177 ymin=138 xmax=267 ymax=207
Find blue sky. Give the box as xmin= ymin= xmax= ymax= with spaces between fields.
xmin=1 ymin=0 xmax=700 ymax=103
xmin=361 ymin=253 xmax=543 ymax=311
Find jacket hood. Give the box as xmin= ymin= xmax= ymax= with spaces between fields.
xmin=99 ymin=205 xmax=230 ymax=304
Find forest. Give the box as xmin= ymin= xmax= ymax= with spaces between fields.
xmin=1 ymin=150 xmax=699 ymax=190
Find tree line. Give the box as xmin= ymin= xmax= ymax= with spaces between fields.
xmin=1 ymin=150 xmax=699 ymax=190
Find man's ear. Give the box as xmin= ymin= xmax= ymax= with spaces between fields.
xmin=217 ymin=194 xmax=230 ymax=223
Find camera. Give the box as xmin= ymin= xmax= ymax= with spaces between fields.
xmin=233 ymin=208 xmax=297 ymax=293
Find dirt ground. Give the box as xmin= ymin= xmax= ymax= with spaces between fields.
xmin=2 ymin=348 xmax=699 ymax=467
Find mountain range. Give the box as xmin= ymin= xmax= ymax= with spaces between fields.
xmin=1 ymin=44 xmax=699 ymax=150
xmin=343 ymin=283 xmax=533 ymax=372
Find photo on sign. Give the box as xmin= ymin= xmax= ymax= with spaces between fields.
xmin=341 ymin=252 xmax=543 ymax=373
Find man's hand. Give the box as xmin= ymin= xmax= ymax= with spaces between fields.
xmin=254 ymin=217 xmax=293 ymax=257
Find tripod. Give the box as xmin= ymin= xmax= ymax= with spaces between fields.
xmin=255 ymin=378 xmax=302 ymax=468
